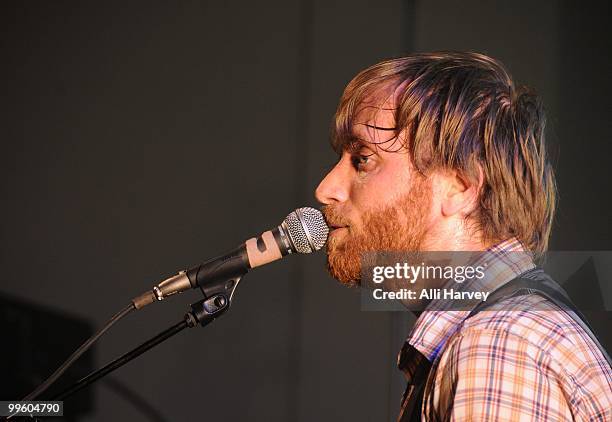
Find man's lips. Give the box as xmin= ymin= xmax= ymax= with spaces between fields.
xmin=329 ymin=225 xmax=349 ymax=235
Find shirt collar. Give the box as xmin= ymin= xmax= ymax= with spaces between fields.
xmin=405 ymin=237 xmax=535 ymax=362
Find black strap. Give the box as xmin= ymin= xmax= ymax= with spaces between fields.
xmin=397 ymin=343 xmax=431 ymax=422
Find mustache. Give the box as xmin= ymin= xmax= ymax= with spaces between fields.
xmin=321 ymin=205 xmax=351 ymax=228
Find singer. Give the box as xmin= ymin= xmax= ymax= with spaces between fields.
xmin=315 ymin=52 xmax=612 ymax=420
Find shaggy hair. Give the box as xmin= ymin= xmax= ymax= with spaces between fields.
xmin=332 ymin=52 xmax=556 ymax=256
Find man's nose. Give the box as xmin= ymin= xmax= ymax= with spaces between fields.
xmin=315 ymin=155 xmax=351 ymax=205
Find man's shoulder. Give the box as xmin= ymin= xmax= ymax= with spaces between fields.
xmin=460 ymin=294 xmax=593 ymax=355
xmin=462 ymin=294 xmax=579 ymax=340
xmin=452 ymin=293 xmax=611 ymax=386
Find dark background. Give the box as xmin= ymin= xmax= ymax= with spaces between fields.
xmin=1 ymin=1 xmax=610 ymax=421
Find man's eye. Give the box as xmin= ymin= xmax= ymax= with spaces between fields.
xmin=351 ymin=154 xmax=373 ymax=170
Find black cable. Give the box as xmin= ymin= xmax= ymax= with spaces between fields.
xmin=21 ymin=303 xmax=135 ymax=401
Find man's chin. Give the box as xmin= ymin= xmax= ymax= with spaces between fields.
xmin=325 ymin=249 xmax=362 ymax=288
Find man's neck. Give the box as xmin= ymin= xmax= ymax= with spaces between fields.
xmin=421 ymin=217 xmax=489 ymax=252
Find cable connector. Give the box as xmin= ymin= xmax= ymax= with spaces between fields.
xmin=131 ymin=291 xmax=156 ymax=310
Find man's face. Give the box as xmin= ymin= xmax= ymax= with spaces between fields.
xmin=315 ymin=93 xmax=434 ymax=286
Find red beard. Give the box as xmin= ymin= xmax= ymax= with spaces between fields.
xmin=322 ymin=176 xmax=432 ymax=286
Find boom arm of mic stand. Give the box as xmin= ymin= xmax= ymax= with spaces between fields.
xmin=49 ymin=276 xmax=243 ymax=403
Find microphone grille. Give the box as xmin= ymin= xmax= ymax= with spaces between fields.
xmin=283 ymin=207 xmax=329 ymax=254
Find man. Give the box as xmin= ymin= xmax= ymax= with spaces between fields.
xmin=315 ymin=52 xmax=611 ymax=420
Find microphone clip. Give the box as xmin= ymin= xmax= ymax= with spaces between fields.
xmin=186 ymin=275 xmax=242 ymax=328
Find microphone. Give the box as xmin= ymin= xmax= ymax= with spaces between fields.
xmin=132 ymin=207 xmax=329 ymax=309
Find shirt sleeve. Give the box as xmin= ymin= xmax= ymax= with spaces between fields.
xmin=427 ymin=328 xmax=576 ymax=421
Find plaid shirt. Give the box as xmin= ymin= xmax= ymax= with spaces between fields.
xmin=400 ymin=238 xmax=612 ymax=421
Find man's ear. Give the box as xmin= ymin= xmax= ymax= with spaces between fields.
xmin=440 ymin=166 xmax=483 ymax=217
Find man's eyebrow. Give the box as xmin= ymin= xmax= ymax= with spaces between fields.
xmin=345 ymin=137 xmax=370 ymax=153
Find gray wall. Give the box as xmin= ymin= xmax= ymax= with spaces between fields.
xmin=1 ymin=1 xmax=610 ymax=421
xmin=1 ymin=1 xmax=407 ymax=421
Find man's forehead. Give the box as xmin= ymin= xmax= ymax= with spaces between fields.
xmin=354 ymin=102 xmax=395 ymax=124
xmin=350 ymin=81 xmax=404 ymax=145
xmin=351 ymin=96 xmax=398 ymax=149
xmin=354 ymin=85 xmax=398 ymax=122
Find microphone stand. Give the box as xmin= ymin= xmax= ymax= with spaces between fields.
xmin=50 ymin=275 xmax=243 ymax=403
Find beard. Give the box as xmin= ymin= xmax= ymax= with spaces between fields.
xmin=322 ymin=177 xmax=431 ymax=287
